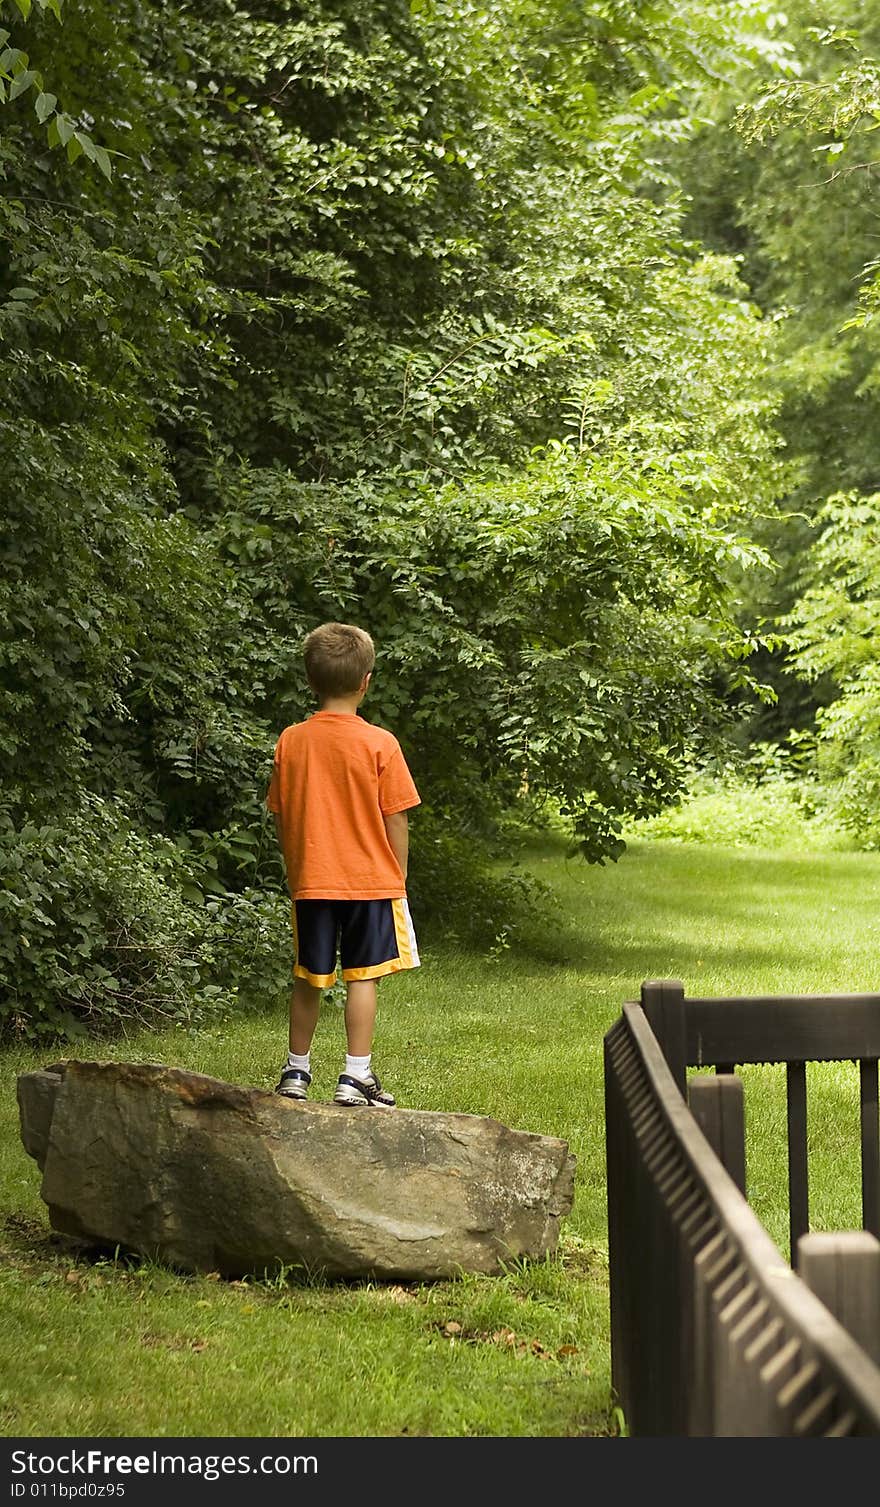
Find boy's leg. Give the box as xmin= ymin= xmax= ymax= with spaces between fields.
xmin=275 ymin=978 xmax=322 ymax=1099
xmin=276 ymin=901 xmax=337 ymax=1100
xmin=290 ymin=977 xmax=322 ymax=1055
xmin=343 ymin=978 xmax=377 ymax=1057
xmin=333 ymin=899 xmax=418 ymax=1107
xmin=335 ymin=977 xmax=395 ymax=1105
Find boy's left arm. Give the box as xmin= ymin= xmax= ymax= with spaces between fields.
xmin=383 ymin=810 xmax=409 ymax=882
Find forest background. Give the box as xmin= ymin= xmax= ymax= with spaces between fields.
xmin=4 ymin=0 xmax=880 ymax=1043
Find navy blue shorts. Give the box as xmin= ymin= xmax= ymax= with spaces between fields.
xmin=292 ymin=898 xmax=420 ymax=986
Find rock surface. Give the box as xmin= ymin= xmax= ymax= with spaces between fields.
xmin=16 ymin=1060 xmax=576 ymax=1280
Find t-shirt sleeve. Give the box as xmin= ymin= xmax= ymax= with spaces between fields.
xmin=265 ymin=740 xmax=281 ymax=813
xmin=379 ymin=744 xmax=421 ymax=816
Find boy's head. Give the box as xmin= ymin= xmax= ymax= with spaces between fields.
xmin=303 ymin=622 xmax=376 ymax=702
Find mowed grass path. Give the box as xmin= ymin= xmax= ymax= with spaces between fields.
xmin=1 ymin=831 xmax=878 ymax=1436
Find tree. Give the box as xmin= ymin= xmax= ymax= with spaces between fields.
xmin=668 ymin=3 xmax=880 ymax=740
xmin=0 ymin=0 xmax=785 ymax=1035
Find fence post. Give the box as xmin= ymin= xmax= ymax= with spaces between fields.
xmin=798 ymin=1231 xmax=880 ymax=1367
xmin=688 ymin=1074 xmax=747 ymax=1196
xmin=641 ymin=979 xmax=687 ymax=1098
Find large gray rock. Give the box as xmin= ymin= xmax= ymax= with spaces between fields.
xmin=16 ymin=1060 xmax=575 ymax=1280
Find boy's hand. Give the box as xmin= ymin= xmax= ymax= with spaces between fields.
xmin=383 ymin=810 xmax=409 ymax=882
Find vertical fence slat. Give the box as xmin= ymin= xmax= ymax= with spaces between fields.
xmin=798 ymin=1232 xmax=880 ymax=1367
xmin=641 ymin=979 xmax=687 ymax=1097
xmin=787 ymin=1061 xmax=809 ymax=1265
xmin=860 ymin=1059 xmax=880 ymax=1239
xmin=688 ymin=1074 xmax=746 ymax=1195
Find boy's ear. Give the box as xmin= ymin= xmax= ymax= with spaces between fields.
xmin=361 ymin=671 xmax=372 ymax=693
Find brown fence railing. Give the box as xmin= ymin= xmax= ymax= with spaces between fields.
xmin=604 ymin=980 xmax=880 ymax=1436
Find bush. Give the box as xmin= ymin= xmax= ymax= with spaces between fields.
xmin=623 ymin=753 xmax=846 ymax=851
xmin=198 ymin=887 xmax=293 ymax=1005
xmin=0 ymin=795 xmax=290 ymax=1042
xmin=814 ymin=757 xmax=880 ymax=852
xmin=407 ymin=811 xmax=551 ymax=954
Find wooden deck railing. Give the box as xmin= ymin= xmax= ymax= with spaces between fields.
xmin=640 ymin=978 xmax=880 ymax=1260
xmin=604 ymin=980 xmax=880 ymax=1436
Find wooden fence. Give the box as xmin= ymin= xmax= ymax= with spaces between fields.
xmin=604 ymin=980 xmax=880 ymax=1436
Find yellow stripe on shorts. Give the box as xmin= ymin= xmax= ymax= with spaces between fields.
xmin=391 ymin=897 xmax=420 ymax=969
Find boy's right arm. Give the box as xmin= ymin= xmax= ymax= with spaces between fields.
xmin=383 ymin=810 xmax=409 ymax=883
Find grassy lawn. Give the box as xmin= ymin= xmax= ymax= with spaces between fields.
xmin=2 ymin=826 xmax=878 ymax=1437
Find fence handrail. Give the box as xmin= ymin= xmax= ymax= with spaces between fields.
xmin=682 ymin=993 xmax=880 ymax=1066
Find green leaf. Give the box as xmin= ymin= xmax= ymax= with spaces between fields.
xmin=92 ymin=143 xmax=112 ymax=180
xmin=9 ymin=69 xmax=37 ymax=101
xmin=13 ymin=0 xmax=32 ymax=20
xmin=54 ymin=112 xmax=74 ymax=145
xmin=46 ymin=113 xmax=60 ymax=147
xmin=74 ymin=130 xmax=97 ymax=162
xmin=8 ymin=286 xmax=38 ymax=300
xmin=34 ymin=90 xmax=56 ymax=123
xmin=66 ymin=133 xmax=83 ymax=164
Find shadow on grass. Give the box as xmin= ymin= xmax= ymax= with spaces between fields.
xmin=488 ymin=837 xmax=880 ymax=988
xmin=1 ymin=1212 xmax=610 ymax=1318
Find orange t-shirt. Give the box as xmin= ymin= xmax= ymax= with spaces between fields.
xmin=265 ymin=712 xmax=421 ymax=900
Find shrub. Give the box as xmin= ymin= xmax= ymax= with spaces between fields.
xmin=623 ymin=754 xmax=845 ymax=851
xmin=0 ymin=795 xmax=290 ymax=1041
xmin=407 ymin=811 xmax=550 ymax=951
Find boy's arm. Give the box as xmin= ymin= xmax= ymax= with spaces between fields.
xmin=383 ymin=810 xmax=409 ymax=882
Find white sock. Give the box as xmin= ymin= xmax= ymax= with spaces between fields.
xmin=345 ymin=1053 xmax=371 ymax=1080
xmin=287 ymin=1052 xmax=310 ymax=1074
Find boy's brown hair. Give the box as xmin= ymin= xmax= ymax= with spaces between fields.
xmin=303 ymin=622 xmax=376 ymax=698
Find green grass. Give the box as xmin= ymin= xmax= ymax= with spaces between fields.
xmin=2 ymin=826 xmax=879 ymax=1436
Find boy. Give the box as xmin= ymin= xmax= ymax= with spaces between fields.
xmin=265 ymin=621 xmax=421 ymax=1107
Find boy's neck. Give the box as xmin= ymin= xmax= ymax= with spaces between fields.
xmin=317 ymin=695 xmax=363 ymax=716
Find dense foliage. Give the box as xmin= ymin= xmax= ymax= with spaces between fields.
xmin=670 ymin=5 xmax=880 ymax=840
xmin=0 ymin=0 xmax=789 ymax=1037
xmin=666 ymin=4 xmax=880 ymax=743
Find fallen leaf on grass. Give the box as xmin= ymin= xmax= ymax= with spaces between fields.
xmin=491 ymin=1328 xmax=553 ymax=1358
xmin=141 ymin=1333 xmax=210 ymax=1353
xmin=434 ymin=1320 xmax=562 ymax=1359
